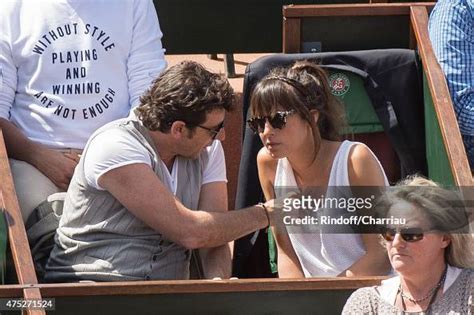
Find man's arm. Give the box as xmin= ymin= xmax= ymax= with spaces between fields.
xmin=197 ymin=182 xmax=232 ymax=279
xmin=98 ymin=163 xmax=270 ymax=249
xmin=128 ymin=0 xmax=167 ymax=107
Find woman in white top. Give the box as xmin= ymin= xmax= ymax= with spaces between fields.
xmin=343 ymin=176 xmax=473 ymax=314
xmin=247 ymin=61 xmax=390 ymax=277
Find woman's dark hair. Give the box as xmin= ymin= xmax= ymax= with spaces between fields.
xmin=136 ymin=61 xmax=234 ymax=133
xmin=249 ymin=61 xmax=347 ymax=154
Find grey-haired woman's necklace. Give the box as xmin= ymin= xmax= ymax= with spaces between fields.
xmin=399 ymin=266 xmax=447 ymax=304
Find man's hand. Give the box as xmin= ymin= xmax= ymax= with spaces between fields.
xmin=0 ymin=118 xmax=78 ymax=190
xmin=263 ymin=190 xmax=300 ymax=227
xmin=32 ymin=148 xmax=78 ymax=190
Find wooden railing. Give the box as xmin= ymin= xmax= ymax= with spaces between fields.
xmin=34 ymin=277 xmax=384 ymax=314
xmin=0 ymin=130 xmax=45 ymax=315
xmin=410 ymin=5 xmax=473 ymax=186
xmin=283 ymin=2 xmax=435 ymax=53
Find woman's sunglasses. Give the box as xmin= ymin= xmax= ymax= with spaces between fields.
xmin=247 ymin=110 xmax=295 ymax=134
xmin=381 ymin=227 xmax=425 ymax=242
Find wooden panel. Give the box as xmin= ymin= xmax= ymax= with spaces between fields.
xmin=301 ymin=15 xmax=410 ymax=52
xmin=0 ymin=131 xmax=39 ymax=285
xmin=0 ymin=285 xmax=44 ymax=315
xmin=410 ymin=6 xmax=473 ymax=186
xmin=222 ymin=93 xmax=243 ymax=210
xmin=34 ymin=278 xmax=384 ymax=314
xmin=409 ymin=21 xmax=417 ymax=49
xmin=0 ymin=132 xmax=44 ymax=314
xmin=35 ymin=277 xmax=385 ymax=296
xmin=283 ymin=17 xmax=301 ymax=53
xmin=282 ymin=3 xmax=435 ymax=53
xmin=0 ymin=286 xmax=46 ymax=314
xmin=23 ymin=288 xmax=46 ymax=315
xmin=0 ymin=284 xmax=29 ymax=297
xmin=283 ymin=3 xmax=434 ymax=18
xmin=47 ymin=290 xmax=352 ymax=314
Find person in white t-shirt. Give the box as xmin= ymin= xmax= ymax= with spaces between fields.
xmin=0 ymin=0 xmax=167 ymax=221
xmin=44 ymin=61 xmax=274 ymax=281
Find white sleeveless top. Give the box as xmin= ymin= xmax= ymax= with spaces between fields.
xmin=274 ymin=140 xmax=389 ymax=277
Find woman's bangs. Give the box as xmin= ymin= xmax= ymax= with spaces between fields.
xmin=250 ymin=81 xmax=297 ymax=117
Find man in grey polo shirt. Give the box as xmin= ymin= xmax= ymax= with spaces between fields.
xmin=45 ymin=61 xmax=271 ymax=282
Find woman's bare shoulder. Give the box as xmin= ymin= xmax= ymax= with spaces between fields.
xmin=257 ymin=147 xmax=278 ymax=171
xmin=347 ymin=143 xmax=386 ymax=186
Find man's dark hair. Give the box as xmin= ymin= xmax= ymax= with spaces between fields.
xmin=136 ymin=61 xmax=234 ymax=133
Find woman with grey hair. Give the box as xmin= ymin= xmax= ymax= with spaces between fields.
xmin=343 ymin=176 xmax=473 ymax=314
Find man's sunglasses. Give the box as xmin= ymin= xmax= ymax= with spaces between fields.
xmin=196 ymin=121 xmax=225 ymax=140
xmin=381 ymin=227 xmax=425 ymax=243
xmin=247 ymin=110 xmax=295 ymax=134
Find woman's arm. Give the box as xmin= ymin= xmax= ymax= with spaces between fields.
xmin=257 ymin=148 xmax=305 ymax=278
xmin=343 ymin=144 xmax=391 ymax=276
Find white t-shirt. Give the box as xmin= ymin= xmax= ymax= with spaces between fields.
xmin=83 ymin=128 xmax=227 ymax=192
xmin=0 ymin=0 xmax=166 ymax=149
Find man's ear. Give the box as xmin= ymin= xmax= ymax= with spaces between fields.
xmin=170 ymin=121 xmax=187 ymax=139
xmin=310 ymin=109 xmax=320 ymax=123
